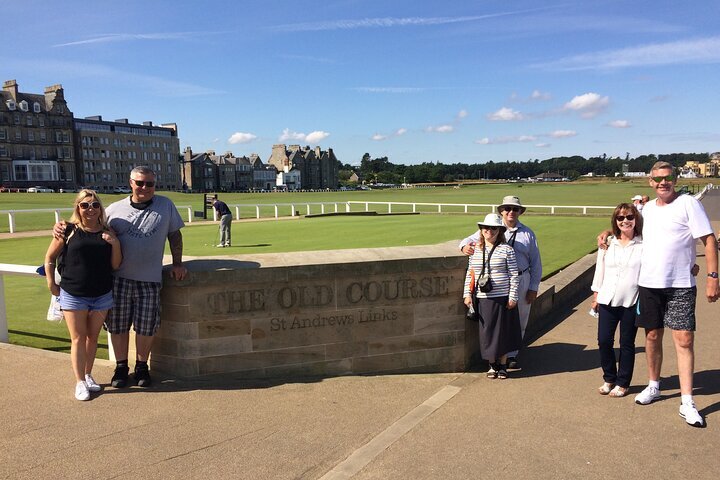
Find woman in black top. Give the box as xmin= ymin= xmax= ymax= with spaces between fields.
xmin=45 ymin=190 xmax=122 ymax=401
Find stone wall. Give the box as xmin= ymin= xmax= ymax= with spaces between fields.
xmin=152 ymin=246 xmax=598 ymax=380
xmin=152 ymin=245 xmax=470 ymax=379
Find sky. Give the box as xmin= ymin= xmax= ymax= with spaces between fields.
xmin=3 ymin=0 xmax=720 ymax=165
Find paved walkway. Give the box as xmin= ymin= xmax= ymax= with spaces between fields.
xmin=1 ymin=191 xmax=720 ymax=479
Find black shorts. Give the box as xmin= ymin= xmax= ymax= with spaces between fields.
xmin=636 ymin=286 xmax=696 ymax=331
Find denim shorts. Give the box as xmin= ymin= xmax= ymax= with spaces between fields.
xmin=59 ymin=289 xmax=114 ymax=312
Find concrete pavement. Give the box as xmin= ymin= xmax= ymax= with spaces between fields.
xmin=1 ymin=191 xmax=720 ymax=480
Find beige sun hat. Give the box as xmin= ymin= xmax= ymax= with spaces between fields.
xmin=631 ymin=195 xmax=643 ymax=201
xmin=497 ymin=195 xmax=526 ymax=214
xmin=477 ymin=213 xmax=506 ymax=232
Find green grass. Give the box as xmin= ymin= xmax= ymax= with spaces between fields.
xmin=0 ymin=179 xmax=681 ymax=232
xmin=1 ymin=213 xmax=606 ymax=357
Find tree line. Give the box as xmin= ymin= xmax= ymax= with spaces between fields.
xmin=338 ymin=152 xmax=710 ymax=185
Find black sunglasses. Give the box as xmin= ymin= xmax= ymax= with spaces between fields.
xmin=132 ymin=179 xmax=156 ymax=188
xmin=501 ymin=206 xmax=521 ymax=213
xmin=79 ymin=201 xmax=101 ymax=210
xmin=481 ymin=226 xmax=499 ymax=231
xmin=616 ymin=215 xmax=635 ymax=222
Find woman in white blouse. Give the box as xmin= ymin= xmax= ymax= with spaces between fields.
xmin=590 ymin=203 xmax=642 ymax=397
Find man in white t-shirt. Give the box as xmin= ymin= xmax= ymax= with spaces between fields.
xmin=633 ymin=161 xmax=718 ymax=428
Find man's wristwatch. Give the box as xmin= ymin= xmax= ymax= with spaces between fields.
xmin=708 ymin=272 xmax=719 ymax=279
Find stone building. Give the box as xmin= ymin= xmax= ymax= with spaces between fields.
xmin=267 ymin=144 xmax=339 ymax=190
xmin=74 ymin=116 xmax=181 ymax=192
xmin=182 ymin=147 xmax=259 ymax=192
xmin=0 ymin=80 xmax=76 ymax=190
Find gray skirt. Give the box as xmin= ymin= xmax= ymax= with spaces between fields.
xmin=477 ymin=296 xmax=522 ymax=362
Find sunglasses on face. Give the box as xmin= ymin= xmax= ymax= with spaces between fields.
xmin=482 ymin=226 xmax=499 ymax=231
xmin=651 ymin=174 xmax=676 ymax=183
xmin=616 ymin=215 xmax=635 ymax=222
xmin=501 ymin=206 xmax=521 ymax=213
xmin=132 ymin=179 xmax=156 ymax=188
xmin=79 ymin=201 xmax=101 ymax=210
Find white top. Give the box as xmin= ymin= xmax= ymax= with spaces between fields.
xmin=591 ymin=236 xmax=643 ymax=307
xmin=459 ymin=221 xmax=542 ymax=291
xmin=639 ymin=194 xmax=713 ymax=289
xmin=463 ymin=243 xmax=519 ymax=301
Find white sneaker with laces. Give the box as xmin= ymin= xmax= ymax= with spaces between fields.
xmin=634 ymin=385 xmax=661 ymax=405
xmin=85 ymin=374 xmax=101 ymax=392
xmin=75 ymin=381 xmax=90 ymax=401
xmin=679 ymin=402 xmax=704 ymax=427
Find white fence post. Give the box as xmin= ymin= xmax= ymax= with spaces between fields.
xmin=274 ymin=205 xmax=278 ymax=218
xmin=235 ymin=206 xmax=240 ymax=220
xmin=186 ymin=207 xmax=193 ymax=223
xmin=8 ymin=212 xmax=15 ymax=234
xmin=256 ymin=206 xmax=260 ymax=219
xmin=291 ymin=204 xmax=295 ymax=217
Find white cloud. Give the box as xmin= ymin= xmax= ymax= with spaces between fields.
xmin=53 ymin=31 xmax=216 ymax=48
xmin=608 ymin=120 xmax=631 ymax=128
xmin=534 ymin=36 xmax=720 ymax=71
xmin=279 ymin=128 xmax=307 ymax=142
xmin=228 ymin=132 xmax=257 ymax=144
xmin=305 ymin=130 xmax=330 ymax=144
xmin=475 ymin=135 xmax=536 ymax=145
xmin=487 ymin=107 xmax=525 ymax=121
xmin=535 ymin=143 xmax=551 ymax=148
xmin=426 ymin=125 xmax=454 ymax=133
xmin=395 ymin=128 xmax=407 ymax=136
xmin=475 ymin=138 xmax=491 ymax=145
xmin=372 ymin=133 xmax=387 ymax=141
xmin=563 ymin=93 xmax=609 ymax=118
xmin=456 ymin=109 xmax=469 ymax=119
xmin=271 ymin=9 xmax=551 ymax=32
xmin=531 ymin=90 xmax=552 ymax=101
xmin=550 ymin=130 xmax=577 ymax=138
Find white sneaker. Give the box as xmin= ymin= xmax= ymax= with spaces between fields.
xmin=634 ymin=385 xmax=661 ymax=405
xmin=679 ymin=402 xmax=704 ymax=427
xmin=75 ymin=381 xmax=90 ymax=401
xmin=216 ymin=244 xmax=226 ymax=248
xmin=85 ymin=374 xmax=101 ymax=392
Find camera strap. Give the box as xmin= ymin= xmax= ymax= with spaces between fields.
xmin=480 ymin=242 xmax=499 ymax=279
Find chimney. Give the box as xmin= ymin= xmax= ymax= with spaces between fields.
xmin=115 ymin=118 xmax=129 ymax=124
xmin=85 ymin=115 xmax=103 ymax=121
xmin=184 ymin=146 xmax=193 ymax=161
xmin=142 ymin=121 xmax=153 ymax=126
xmin=3 ymin=79 xmax=18 ymax=101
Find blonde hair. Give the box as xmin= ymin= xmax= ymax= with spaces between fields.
xmin=69 ymin=189 xmax=109 ymax=232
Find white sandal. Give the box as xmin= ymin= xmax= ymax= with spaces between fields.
xmin=609 ymin=385 xmax=628 ymax=397
xmin=598 ymin=382 xmax=614 ymax=395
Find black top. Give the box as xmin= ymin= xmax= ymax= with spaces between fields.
xmin=214 ymin=200 xmax=231 ymax=217
xmin=60 ymin=225 xmax=113 ymax=297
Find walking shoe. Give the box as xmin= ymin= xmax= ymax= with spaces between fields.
xmin=216 ymin=244 xmax=226 ymax=248
xmin=486 ymin=364 xmax=498 ymax=379
xmin=679 ymin=402 xmax=704 ymax=428
xmin=85 ymin=374 xmax=101 ymax=392
xmin=507 ymin=357 xmax=520 ymax=370
xmin=134 ymin=364 xmax=152 ymax=387
xmin=497 ymin=366 xmax=508 ymax=380
xmin=634 ymin=385 xmax=661 ymax=405
xmin=75 ymin=381 xmax=90 ymax=401
xmin=111 ymin=365 xmax=130 ymax=388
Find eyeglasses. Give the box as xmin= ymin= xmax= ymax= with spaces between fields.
xmin=481 ymin=226 xmax=499 ymax=231
xmin=616 ymin=215 xmax=635 ymax=222
xmin=131 ymin=179 xmax=156 ymax=188
xmin=501 ymin=206 xmax=521 ymax=213
xmin=650 ymin=174 xmax=676 ymax=183
xmin=79 ymin=201 xmax=101 ymax=210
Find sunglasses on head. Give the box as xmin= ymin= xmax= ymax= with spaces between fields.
xmin=651 ymin=174 xmax=676 ymax=183
xmin=132 ymin=179 xmax=155 ymax=188
xmin=79 ymin=201 xmax=101 ymax=210
xmin=616 ymin=214 xmax=635 ymax=222
xmin=501 ymin=206 xmax=521 ymax=213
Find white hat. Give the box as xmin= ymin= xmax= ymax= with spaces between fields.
xmin=497 ymin=195 xmax=526 ymax=214
xmin=631 ymin=195 xmax=643 ymax=201
xmin=477 ymin=213 xmax=506 ymax=232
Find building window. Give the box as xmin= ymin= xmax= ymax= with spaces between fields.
xmin=6 ymin=100 xmax=16 ymax=111
xmin=14 ymin=113 xmax=20 ymax=124
xmin=33 ymin=102 xmax=41 ymax=113
xmin=0 ymin=129 xmax=5 ymax=140
xmin=38 ymin=116 xmax=45 ymax=127
xmin=19 ymin=100 xmax=28 ymax=112
xmin=0 ymin=145 xmax=6 ymax=157
xmin=15 ymin=130 xmax=21 ymax=140
xmin=28 ymin=131 xmax=34 ymax=142
xmin=40 ymin=131 xmax=46 ymax=142
xmin=63 ymin=146 xmax=71 ymax=159
xmin=26 ymin=116 xmax=33 ymax=126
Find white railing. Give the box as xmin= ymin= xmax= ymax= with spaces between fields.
xmin=344 ymin=201 xmax=616 ymax=215
xmin=0 ymin=263 xmax=40 ymax=343
xmin=1 ymin=205 xmax=194 ymax=233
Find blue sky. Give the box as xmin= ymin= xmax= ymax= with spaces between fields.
xmin=3 ymin=0 xmax=719 ymax=165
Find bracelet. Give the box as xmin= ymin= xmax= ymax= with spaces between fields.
xmin=45 ymin=262 xmax=55 ymax=265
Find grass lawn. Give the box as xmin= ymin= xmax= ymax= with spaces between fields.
xmin=1 ymin=212 xmax=607 ymax=357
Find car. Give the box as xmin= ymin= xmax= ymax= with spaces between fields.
xmin=27 ymin=186 xmax=54 ymax=193
xmin=113 ymin=186 xmax=131 ymax=194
